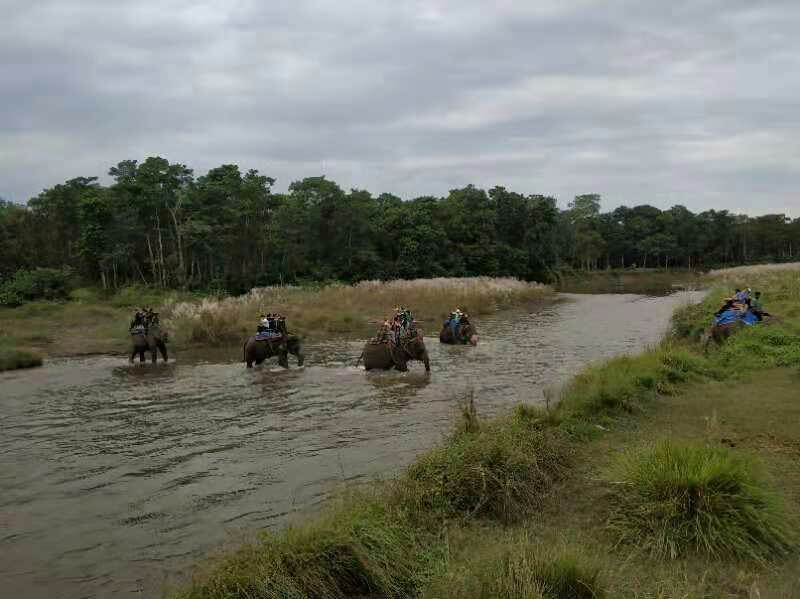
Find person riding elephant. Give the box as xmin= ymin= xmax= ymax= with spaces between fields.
xmin=361 ymin=329 xmax=430 ymax=372
xmin=244 ymin=315 xmax=302 ymax=368
xmin=129 ymin=311 xmax=168 ymax=363
xmin=440 ymin=312 xmax=477 ymax=345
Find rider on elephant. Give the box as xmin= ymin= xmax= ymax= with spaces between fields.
xmin=130 ymin=309 xmax=147 ymax=334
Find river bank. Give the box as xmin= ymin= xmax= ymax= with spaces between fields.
xmin=0 ymin=277 xmax=550 ymax=371
xmin=171 ymin=266 xmax=800 ymax=598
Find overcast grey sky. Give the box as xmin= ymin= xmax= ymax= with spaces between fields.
xmin=2 ymin=0 xmax=799 ymax=216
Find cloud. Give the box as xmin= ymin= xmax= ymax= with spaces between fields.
xmin=1 ymin=0 xmax=798 ymax=216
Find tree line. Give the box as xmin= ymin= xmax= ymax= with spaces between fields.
xmin=1 ymin=156 xmax=798 ymax=294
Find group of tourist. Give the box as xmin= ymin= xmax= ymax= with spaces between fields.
xmin=713 ymin=287 xmax=770 ymax=327
xmin=373 ymin=306 xmax=417 ymax=345
xmin=443 ymin=308 xmax=470 ymax=335
xmin=129 ymin=307 xmax=159 ymax=334
xmin=256 ymin=313 xmax=287 ymax=338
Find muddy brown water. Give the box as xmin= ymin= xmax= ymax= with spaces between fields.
xmin=0 ymin=290 xmax=704 ymax=598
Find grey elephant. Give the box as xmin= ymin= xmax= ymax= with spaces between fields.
xmin=130 ymin=324 xmax=169 ymax=363
xmin=243 ymin=335 xmax=304 ymax=368
xmin=439 ymin=317 xmax=478 ymax=345
xmin=361 ymin=333 xmax=430 ymax=372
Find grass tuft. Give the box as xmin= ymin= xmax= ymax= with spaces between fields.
xmin=423 ymin=536 xmax=604 ymax=599
xmin=172 ymin=492 xmax=442 ymax=599
xmin=607 ymin=440 xmax=793 ymax=561
xmin=403 ymin=413 xmax=569 ymax=523
xmin=0 ymin=345 xmax=43 ymax=371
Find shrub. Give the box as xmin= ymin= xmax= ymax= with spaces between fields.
xmin=403 ymin=411 xmax=569 ymax=523
xmin=607 ymin=440 xmax=793 ymax=561
xmin=172 ymin=493 xmax=440 ymax=599
xmin=423 ymin=538 xmax=603 ymax=599
xmin=0 ymin=267 xmax=73 ymax=306
xmin=0 ymin=346 xmax=43 ymax=371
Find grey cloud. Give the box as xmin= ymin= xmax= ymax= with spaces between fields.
xmin=1 ymin=0 xmax=798 ymax=216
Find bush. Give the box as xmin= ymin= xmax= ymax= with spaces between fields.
xmin=403 ymin=411 xmax=569 ymax=523
xmin=607 ymin=440 xmax=793 ymax=561
xmin=0 ymin=346 xmax=43 ymax=371
xmin=0 ymin=267 xmax=73 ymax=306
xmin=172 ymin=493 xmax=441 ymax=599
xmin=423 ymin=538 xmax=603 ymax=599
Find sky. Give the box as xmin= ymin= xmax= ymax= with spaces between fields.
xmin=2 ymin=0 xmax=799 ymax=217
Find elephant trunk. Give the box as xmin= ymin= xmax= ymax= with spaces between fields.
xmin=469 ymin=334 xmax=478 ymax=346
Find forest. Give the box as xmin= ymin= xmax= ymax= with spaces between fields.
xmin=1 ymin=156 xmax=798 ymax=296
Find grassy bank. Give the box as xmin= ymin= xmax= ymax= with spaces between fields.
xmin=171 ymin=265 xmax=800 ymax=597
xmin=0 ymin=339 xmax=43 ymax=371
xmin=162 ymin=277 xmax=551 ymax=346
xmin=556 ymin=268 xmax=705 ymax=295
xmin=0 ymin=286 xmax=192 ymax=368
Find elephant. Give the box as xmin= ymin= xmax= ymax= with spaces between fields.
xmin=703 ymin=322 xmax=739 ymax=349
xmin=243 ymin=335 xmax=304 ymax=368
xmin=361 ymin=334 xmax=430 ymax=372
xmin=130 ymin=325 xmax=169 ymax=363
xmin=439 ymin=319 xmax=478 ymax=345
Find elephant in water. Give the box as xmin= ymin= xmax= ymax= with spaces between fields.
xmin=361 ymin=334 xmax=430 ymax=372
xmin=439 ymin=318 xmax=478 ymax=345
xmin=130 ymin=324 xmax=168 ymax=363
xmin=243 ymin=335 xmax=304 ymax=368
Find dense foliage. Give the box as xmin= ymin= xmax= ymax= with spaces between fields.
xmin=2 ymin=157 xmax=798 ymax=291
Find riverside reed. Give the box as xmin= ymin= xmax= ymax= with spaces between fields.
xmin=162 ymin=277 xmax=551 ymax=345
xmin=170 ymin=265 xmax=800 ymax=598
xmin=0 ymin=277 xmax=549 ymax=370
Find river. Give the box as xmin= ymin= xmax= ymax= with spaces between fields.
xmin=0 ymin=289 xmax=704 ymax=598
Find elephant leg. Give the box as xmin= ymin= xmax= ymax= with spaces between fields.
xmin=278 ymin=351 xmax=289 ymax=369
xmin=422 ymin=351 xmax=431 ymax=372
xmin=129 ymin=348 xmax=136 ymax=363
xmin=295 ymin=351 xmax=305 ymax=367
xmin=158 ymin=341 xmax=168 ymax=362
xmin=139 ymin=350 xmax=146 ymax=363
xmin=391 ymin=348 xmax=408 ymax=371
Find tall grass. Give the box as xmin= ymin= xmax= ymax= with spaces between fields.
xmin=606 ymin=440 xmax=793 ymax=561
xmin=0 ymin=344 xmax=43 ymax=371
xmin=402 ymin=410 xmax=569 ymax=523
xmin=172 ymin=490 xmax=443 ymax=599
xmin=423 ymin=536 xmax=603 ymax=599
xmin=163 ymin=277 xmax=550 ymax=345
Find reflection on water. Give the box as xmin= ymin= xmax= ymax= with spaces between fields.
xmin=0 ymin=290 xmax=704 ymax=598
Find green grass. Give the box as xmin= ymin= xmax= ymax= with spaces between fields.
xmin=606 ymin=440 xmax=793 ymax=561
xmin=0 ymin=285 xmax=198 ymax=358
xmin=171 ymin=490 xmax=444 ymax=599
xmin=402 ymin=410 xmax=569 ymax=523
xmin=0 ymin=344 xmax=43 ymax=371
xmin=422 ymin=534 xmax=603 ymax=599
